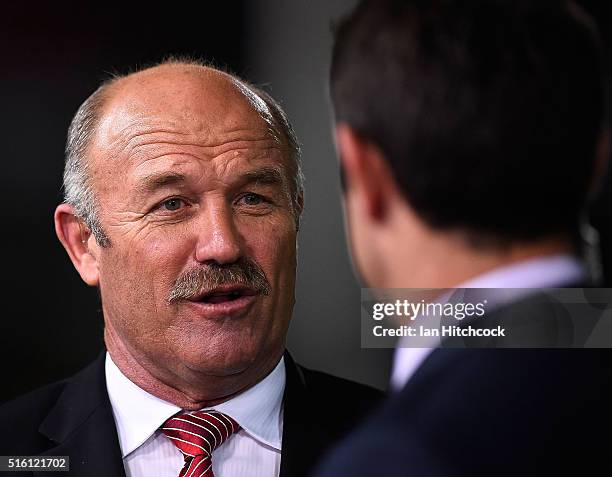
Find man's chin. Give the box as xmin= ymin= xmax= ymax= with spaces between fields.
xmin=178 ymin=348 xmax=259 ymax=378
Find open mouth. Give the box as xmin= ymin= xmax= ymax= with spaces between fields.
xmin=192 ymin=286 xmax=257 ymax=304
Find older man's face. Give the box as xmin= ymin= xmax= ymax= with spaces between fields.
xmin=87 ymin=69 xmax=298 ymax=383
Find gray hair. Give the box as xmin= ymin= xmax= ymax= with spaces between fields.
xmin=63 ymin=59 xmax=303 ymax=247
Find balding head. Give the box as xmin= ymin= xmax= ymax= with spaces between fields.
xmin=64 ymin=60 xmax=302 ymax=246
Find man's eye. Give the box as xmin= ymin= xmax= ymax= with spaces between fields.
xmin=240 ymin=193 xmax=265 ymax=206
xmin=161 ymin=198 xmax=185 ymax=211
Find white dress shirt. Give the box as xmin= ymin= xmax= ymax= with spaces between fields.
xmin=105 ymin=353 xmax=285 ymax=477
xmin=390 ymin=254 xmax=586 ymax=391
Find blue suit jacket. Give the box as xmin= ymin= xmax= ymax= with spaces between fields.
xmin=314 ymin=286 xmax=612 ymax=476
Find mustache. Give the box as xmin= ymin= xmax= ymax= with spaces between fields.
xmin=167 ymin=257 xmax=271 ymax=304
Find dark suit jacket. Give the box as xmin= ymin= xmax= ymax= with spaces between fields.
xmin=0 ymin=351 xmax=381 ymax=477
xmin=315 ymin=286 xmax=612 ymax=476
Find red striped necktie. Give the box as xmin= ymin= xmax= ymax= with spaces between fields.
xmin=161 ymin=410 xmax=240 ymax=477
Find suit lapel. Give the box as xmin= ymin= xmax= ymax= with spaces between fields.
xmin=35 ymin=353 xmax=125 ymax=477
xmin=279 ymin=352 xmax=330 ymax=477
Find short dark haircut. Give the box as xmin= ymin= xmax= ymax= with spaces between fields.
xmin=331 ymin=0 xmax=606 ymax=244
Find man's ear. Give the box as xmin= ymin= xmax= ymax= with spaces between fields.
xmin=335 ymin=123 xmax=392 ymax=222
xmin=54 ymin=204 xmax=100 ymax=286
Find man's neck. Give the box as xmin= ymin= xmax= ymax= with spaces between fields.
xmin=382 ymin=228 xmax=576 ymax=289
xmin=103 ymin=325 xmax=283 ymax=410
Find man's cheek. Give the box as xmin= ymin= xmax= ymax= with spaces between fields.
xmin=257 ymin=239 xmax=294 ymax=277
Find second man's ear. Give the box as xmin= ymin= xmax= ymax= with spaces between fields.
xmin=54 ymin=204 xmax=100 ymax=286
xmin=335 ymin=123 xmax=393 ymax=222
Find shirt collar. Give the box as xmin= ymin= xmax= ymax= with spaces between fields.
xmin=390 ymin=253 xmax=586 ymax=390
xmin=105 ymin=353 xmax=285 ymax=457
xmin=459 ymin=253 xmax=586 ymax=289
xmin=213 ymin=358 xmax=285 ymax=451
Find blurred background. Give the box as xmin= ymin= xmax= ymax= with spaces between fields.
xmin=0 ymin=1 xmax=610 ymax=402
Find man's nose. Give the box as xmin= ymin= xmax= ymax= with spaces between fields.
xmin=194 ymin=206 xmax=243 ymax=265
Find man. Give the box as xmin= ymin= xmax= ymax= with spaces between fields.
xmin=316 ymin=1 xmax=612 ymax=475
xmin=0 ymin=60 xmax=380 ymax=477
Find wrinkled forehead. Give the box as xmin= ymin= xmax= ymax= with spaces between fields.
xmin=93 ymin=66 xmax=278 ymax=156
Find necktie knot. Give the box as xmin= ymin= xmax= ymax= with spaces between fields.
xmin=161 ymin=410 xmax=240 ymax=477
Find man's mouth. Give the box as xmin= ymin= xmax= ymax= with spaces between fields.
xmin=190 ymin=286 xmax=258 ymax=304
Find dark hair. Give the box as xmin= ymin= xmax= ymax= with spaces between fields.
xmin=331 ymin=0 xmax=606 ymax=243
